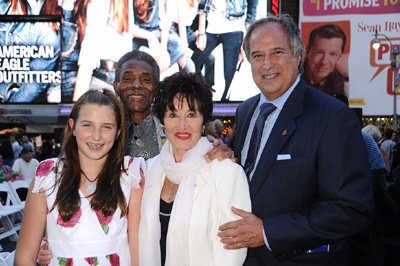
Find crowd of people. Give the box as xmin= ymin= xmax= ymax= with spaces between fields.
xmin=0 ymin=9 xmax=398 ymax=266
xmin=0 ymin=135 xmax=57 ymax=186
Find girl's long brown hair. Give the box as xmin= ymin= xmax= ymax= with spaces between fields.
xmin=51 ymin=89 xmax=127 ymax=222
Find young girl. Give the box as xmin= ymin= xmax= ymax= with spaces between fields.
xmin=15 ymin=89 xmax=144 ymax=266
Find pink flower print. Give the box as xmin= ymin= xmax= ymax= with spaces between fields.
xmin=128 ymin=157 xmax=135 ymax=167
xmin=85 ymin=257 xmax=98 ymax=266
xmin=57 ymin=209 xmax=82 ymax=228
xmin=121 ymin=157 xmax=136 ymax=175
xmin=35 ymin=160 xmax=55 ymax=177
xmin=95 ymin=210 xmax=112 ymax=234
xmin=57 ymin=257 xmax=73 ymax=266
xmin=107 ymin=253 xmax=120 ymax=266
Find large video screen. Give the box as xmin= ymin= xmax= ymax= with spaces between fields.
xmin=0 ymin=15 xmax=61 ymax=104
xmin=1 ymin=1 xmax=268 ymax=105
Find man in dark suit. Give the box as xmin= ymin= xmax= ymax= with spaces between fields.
xmin=218 ymin=14 xmax=373 ymax=265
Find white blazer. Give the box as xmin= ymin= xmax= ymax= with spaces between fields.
xmin=140 ymin=155 xmax=251 ymax=266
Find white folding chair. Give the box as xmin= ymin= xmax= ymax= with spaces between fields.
xmin=4 ymin=181 xmax=27 ymax=226
xmin=7 ymin=180 xmax=29 ymax=207
xmin=0 ymin=183 xmax=24 ymax=242
xmin=0 ymin=250 xmax=15 ymax=266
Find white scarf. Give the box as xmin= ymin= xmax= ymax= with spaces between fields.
xmin=161 ymin=137 xmax=212 ymax=266
xmin=139 ymin=137 xmax=212 ymax=266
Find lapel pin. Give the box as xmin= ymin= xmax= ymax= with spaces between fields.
xmin=282 ymin=129 xmax=287 ymax=136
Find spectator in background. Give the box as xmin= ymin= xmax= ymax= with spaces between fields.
xmin=204 ymin=121 xmax=216 ymax=142
xmin=39 ymin=140 xmax=54 ymax=162
xmin=227 ymin=123 xmax=236 ymax=150
xmin=362 ymin=125 xmax=390 ymax=176
xmin=0 ymin=154 xmax=21 ymax=204
xmin=214 ymin=119 xmax=225 ymax=145
xmin=12 ymin=146 xmax=39 ymax=185
xmin=381 ymin=128 xmax=396 ymax=168
xmin=22 ymin=135 xmax=36 ymax=158
xmin=0 ymin=154 xmax=20 ymax=183
xmin=0 ymin=139 xmax=15 ymax=167
xmin=348 ymin=132 xmax=397 ymax=266
xmin=10 ymin=134 xmax=21 ymax=161
xmin=391 ymin=130 xmax=400 ymax=187
xmin=302 ymin=24 xmax=349 ymax=98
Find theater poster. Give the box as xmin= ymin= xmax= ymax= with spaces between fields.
xmin=0 ymin=15 xmax=62 ymax=104
xmin=299 ymin=0 xmax=400 ymax=116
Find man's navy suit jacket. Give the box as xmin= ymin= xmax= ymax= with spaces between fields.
xmin=234 ymin=78 xmax=373 ymax=266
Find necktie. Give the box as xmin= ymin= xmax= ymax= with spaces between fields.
xmin=243 ymin=103 xmax=276 ymax=178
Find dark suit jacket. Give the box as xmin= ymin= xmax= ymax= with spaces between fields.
xmin=234 ymin=78 xmax=373 ymax=266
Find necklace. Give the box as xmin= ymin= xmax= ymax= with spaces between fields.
xmin=131 ymin=122 xmax=145 ymax=147
xmin=132 ymin=122 xmax=144 ymax=141
xmin=81 ymin=171 xmax=99 ymax=194
xmin=167 ymin=179 xmax=175 ymax=201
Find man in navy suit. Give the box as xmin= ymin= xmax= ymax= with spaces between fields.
xmin=218 ymin=14 xmax=373 ymax=265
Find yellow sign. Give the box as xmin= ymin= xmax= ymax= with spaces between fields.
xmin=349 ymin=99 xmax=366 ymax=106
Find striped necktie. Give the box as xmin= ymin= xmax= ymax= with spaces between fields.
xmin=243 ymin=103 xmax=276 ymax=179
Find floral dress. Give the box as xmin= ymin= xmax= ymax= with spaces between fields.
xmin=32 ymin=156 xmax=144 ymax=266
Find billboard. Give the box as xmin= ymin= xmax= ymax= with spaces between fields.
xmin=0 ymin=0 xmax=268 ymax=105
xmin=299 ymin=0 xmax=400 ymax=116
xmin=0 ymin=15 xmax=61 ymax=104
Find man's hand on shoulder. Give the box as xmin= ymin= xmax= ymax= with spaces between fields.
xmin=204 ymin=139 xmax=236 ymax=163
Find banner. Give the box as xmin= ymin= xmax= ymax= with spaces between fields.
xmin=0 ymin=16 xmax=61 ymax=104
xmin=299 ymin=0 xmax=400 ymax=116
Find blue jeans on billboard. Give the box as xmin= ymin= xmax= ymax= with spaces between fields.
xmin=187 ymin=28 xmax=215 ymax=86
xmin=191 ymin=31 xmax=243 ymax=101
xmin=245 ymin=0 xmax=258 ymax=25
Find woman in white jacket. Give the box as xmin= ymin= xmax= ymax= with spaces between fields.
xmin=139 ymin=71 xmax=251 ymax=266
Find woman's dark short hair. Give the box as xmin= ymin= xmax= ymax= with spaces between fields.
xmin=153 ymin=72 xmax=213 ymax=125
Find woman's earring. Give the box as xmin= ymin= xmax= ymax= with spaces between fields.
xmin=73 ymin=131 xmax=76 ymax=137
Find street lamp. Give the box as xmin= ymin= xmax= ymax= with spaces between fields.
xmin=372 ymin=30 xmax=399 ymax=130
